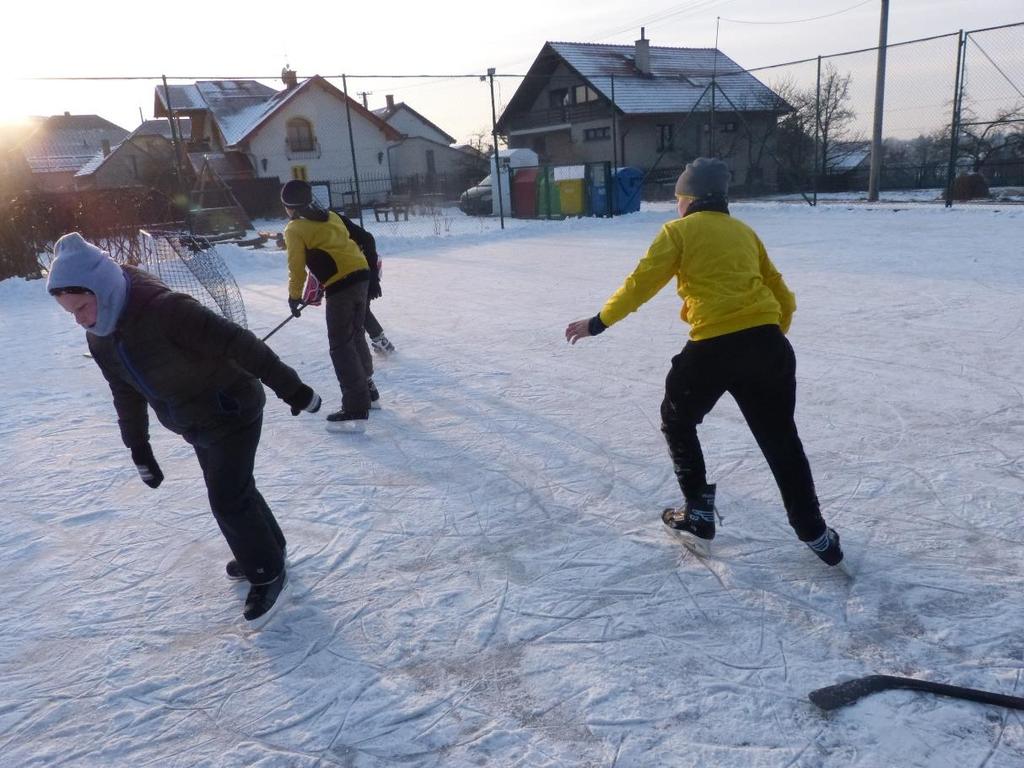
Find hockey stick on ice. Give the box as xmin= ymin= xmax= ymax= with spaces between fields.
xmin=809 ymin=674 xmax=1024 ymax=712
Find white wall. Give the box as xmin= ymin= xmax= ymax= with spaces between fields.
xmin=247 ymin=85 xmax=392 ymax=190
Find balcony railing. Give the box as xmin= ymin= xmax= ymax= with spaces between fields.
xmin=504 ymin=102 xmax=611 ymax=133
xmin=286 ymin=137 xmax=321 ymax=159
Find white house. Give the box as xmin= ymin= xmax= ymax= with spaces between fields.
xmin=154 ymin=71 xmax=402 ymax=202
xmin=374 ymin=95 xmax=488 ymax=198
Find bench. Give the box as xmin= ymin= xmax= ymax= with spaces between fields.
xmin=372 ymin=201 xmax=410 ymax=222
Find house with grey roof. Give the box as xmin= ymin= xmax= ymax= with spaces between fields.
xmin=74 ymin=119 xmax=192 ymax=191
xmin=154 ymin=70 xmax=402 ymax=200
xmin=373 ymin=95 xmax=488 ymax=197
xmin=496 ymin=34 xmax=790 ymax=192
xmin=17 ymin=113 xmax=130 ymax=191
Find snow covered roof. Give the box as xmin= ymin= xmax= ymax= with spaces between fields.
xmin=154 ymin=77 xmax=400 ymax=148
xmin=20 ymin=114 xmax=129 ymax=175
xmin=499 ymin=41 xmax=786 ymax=128
xmin=130 ymin=118 xmax=192 ymax=141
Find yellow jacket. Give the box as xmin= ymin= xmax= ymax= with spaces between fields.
xmin=283 ymin=211 xmax=369 ymax=299
xmin=599 ymin=211 xmax=796 ymax=341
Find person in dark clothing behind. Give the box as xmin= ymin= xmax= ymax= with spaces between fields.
xmin=335 ymin=214 xmax=396 ymax=355
xmin=281 ymin=180 xmax=378 ymax=432
xmin=565 ymin=158 xmax=843 ymax=567
xmin=47 ymin=232 xmax=323 ymax=626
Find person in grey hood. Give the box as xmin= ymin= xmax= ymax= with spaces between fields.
xmin=47 ymin=232 xmax=323 ymax=626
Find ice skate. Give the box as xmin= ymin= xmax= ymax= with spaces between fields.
xmin=368 ymin=377 xmax=381 ymax=410
xmin=243 ymin=569 xmax=290 ymax=629
xmin=370 ymin=333 xmax=395 ymax=355
xmin=806 ymin=527 xmax=844 ymax=567
xmin=326 ymin=408 xmax=369 ymax=433
xmin=662 ymin=484 xmax=716 ymax=556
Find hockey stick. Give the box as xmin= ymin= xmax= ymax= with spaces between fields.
xmin=260 ymin=301 xmax=308 ymax=342
xmin=809 ymin=675 xmax=1024 ymax=712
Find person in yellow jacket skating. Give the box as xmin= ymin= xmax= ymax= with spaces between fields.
xmin=281 ymin=180 xmax=378 ymax=432
xmin=565 ymin=158 xmax=843 ymax=566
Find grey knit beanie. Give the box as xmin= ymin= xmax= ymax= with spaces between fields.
xmin=47 ymin=232 xmax=128 ymax=337
xmin=674 ymin=157 xmax=730 ymax=198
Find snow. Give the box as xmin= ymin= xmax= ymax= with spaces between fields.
xmin=2 ymin=200 xmax=1024 ymax=766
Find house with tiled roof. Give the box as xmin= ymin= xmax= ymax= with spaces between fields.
xmin=17 ymin=113 xmax=129 ymax=191
xmin=154 ymin=70 xmax=402 ymax=200
xmin=496 ymin=33 xmax=790 ymax=191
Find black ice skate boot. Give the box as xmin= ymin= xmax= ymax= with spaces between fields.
xmin=243 ymin=568 xmax=290 ymax=628
xmin=662 ymin=484 xmax=717 ymax=555
xmin=806 ymin=527 xmax=844 ymax=566
xmin=367 ymin=377 xmax=381 ymax=410
xmin=370 ymin=333 xmax=395 ymax=355
xmin=325 ymin=408 xmax=369 ymax=433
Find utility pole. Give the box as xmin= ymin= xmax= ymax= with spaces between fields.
xmin=867 ymin=0 xmax=890 ymax=201
xmin=357 ymin=91 xmax=372 ymax=109
xmin=487 ymin=67 xmax=505 ymax=229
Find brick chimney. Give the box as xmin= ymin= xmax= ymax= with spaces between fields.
xmin=101 ymin=139 xmax=111 ymax=156
xmin=281 ymin=66 xmax=298 ymax=90
xmin=635 ymin=27 xmax=651 ymax=75
xmin=385 ymin=94 xmax=395 ymax=110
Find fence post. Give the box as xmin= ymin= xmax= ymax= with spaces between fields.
xmin=813 ymin=56 xmax=822 ymax=206
xmin=867 ymin=0 xmax=890 ymax=202
xmin=610 ymin=74 xmax=617 ymax=218
xmin=341 ymin=74 xmax=364 ymax=227
xmin=944 ymin=31 xmax=966 ymax=208
xmin=161 ymin=75 xmax=189 ymax=228
xmin=487 ymin=68 xmax=505 ymax=230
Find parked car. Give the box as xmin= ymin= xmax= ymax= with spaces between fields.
xmin=458 ymin=175 xmax=492 ymax=215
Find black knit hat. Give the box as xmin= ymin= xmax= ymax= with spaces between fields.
xmin=280 ymin=179 xmax=313 ymax=207
xmin=675 ymin=158 xmax=730 ymax=198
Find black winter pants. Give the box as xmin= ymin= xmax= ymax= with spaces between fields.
xmin=325 ymin=281 xmax=373 ymax=413
xmin=364 ymin=306 xmax=384 ymax=340
xmin=193 ymin=411 xmax=286 ymax=583
xmin=660 ymin=324 xmax=826 ymax=541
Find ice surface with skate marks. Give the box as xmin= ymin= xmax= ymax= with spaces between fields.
xmin=2 ymin=200 xmax=1023 ymax=766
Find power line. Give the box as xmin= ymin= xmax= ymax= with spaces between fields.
xmin=719 ymin=0 xmax=874 ymax=26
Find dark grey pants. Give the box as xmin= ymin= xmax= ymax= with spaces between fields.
xmin=325 ymin=281 xmax=373 ymax=413
xmin=193 ymin=412 xmax=286 ymax=584
xmin=660 ymin=324 xmax=827 ymax=542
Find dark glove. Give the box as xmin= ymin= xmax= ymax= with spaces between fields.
xmin=284 ymin=383 xmax=322 ymax=416
xmin=288 ymin=298 xmax=304 ymax=318
xmin=130 ymin=443 xmax=164 ymax=489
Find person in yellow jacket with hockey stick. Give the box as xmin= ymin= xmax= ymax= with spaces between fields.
xmin=281 ymin=180 xmax=380 ymax=433
xmin=565 ymin=158 xmax=843 ymax=566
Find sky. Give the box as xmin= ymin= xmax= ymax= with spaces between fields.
xmin=3 ymin=0 xmax=1021 ymax=143
xmin=3 ymin=199 xmax=1024 ymax=765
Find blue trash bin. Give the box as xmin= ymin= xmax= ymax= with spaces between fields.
xmin=585 ymin=165 xmax=610 ymax=217
xmin=613 ymin=167 xmax=644 ymax=214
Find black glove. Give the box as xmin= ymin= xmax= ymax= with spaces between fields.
xmin=130 ymin=443 xmax=164 ymax=489
xmin=284 ymin=383 xmax=322 ymax=416
xmin=288 ymin=298 xmax=304 ymax=318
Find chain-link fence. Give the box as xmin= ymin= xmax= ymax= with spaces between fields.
xmin=2 ymin=22 xmax=1023 ymax=280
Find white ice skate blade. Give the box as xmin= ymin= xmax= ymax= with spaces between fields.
xmin=663 ymin=523 xmax=712 ymax=557
xmin=244 ymin=580 xmax=292 ymax=631
xmin=325 ymin=420 xmax=367 ymax=434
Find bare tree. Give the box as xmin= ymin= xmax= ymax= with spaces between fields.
xmin=957 ymin=103 xmax=1024 ymax=172
xmin=816 ymin=62 xmax=860 ymax=175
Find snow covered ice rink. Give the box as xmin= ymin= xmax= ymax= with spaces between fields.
xmin=2 ymin=200 xmax=1023 ymax=766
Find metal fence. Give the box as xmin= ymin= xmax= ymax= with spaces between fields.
xmin=2 ymin=22 xmax=1023 ymax=279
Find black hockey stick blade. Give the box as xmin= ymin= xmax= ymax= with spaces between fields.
xmin=809 ymin=674 xmax=1024 ymax=712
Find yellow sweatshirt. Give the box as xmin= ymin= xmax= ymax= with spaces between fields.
xmin=599 ymin=211 xmax=796 ymax=341
xmin=283 ymin=211 xmax=369 ymax=299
